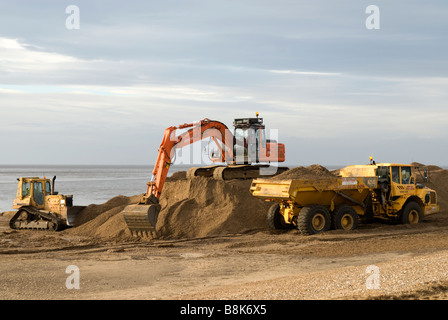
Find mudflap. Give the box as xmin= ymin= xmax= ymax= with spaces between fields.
xmin=122 ymin=204 xmax=161 ymax=237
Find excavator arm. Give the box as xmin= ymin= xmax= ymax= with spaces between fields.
xmin=147 ymin=118 xmax=233 ymax=199
xmin=122 ymin=118 xmax=234 ymax=236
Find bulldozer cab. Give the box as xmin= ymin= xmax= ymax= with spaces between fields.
xmin=14 ymin=177 xmax=52 ymax=210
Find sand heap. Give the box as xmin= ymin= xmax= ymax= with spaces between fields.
xmin=64 ymin=195 xmax=141 ymax=239
xmin=64 ymin=176 xmax=271 ymax=240
xmin=412 ymin=163 xmax=448 ymax=212
xmin=271 ymin=164 xmax=336 ymax=180
xmin=156 ymin=178 xmax=270 ymax=239
xmin=63 ymin=163 xmax=448 ymax=241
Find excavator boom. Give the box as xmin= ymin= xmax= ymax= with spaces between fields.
xmin=122 ymin=119 xmax=233 ymax=236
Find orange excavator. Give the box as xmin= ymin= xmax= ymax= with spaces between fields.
xmin=122 ymin=114 xmax=287 ymax=236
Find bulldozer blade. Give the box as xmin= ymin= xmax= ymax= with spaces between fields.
xmin=122 ymin=204 xmax=161 ymax=237
xmin=66 ymin=206 xmax=86 ymax=227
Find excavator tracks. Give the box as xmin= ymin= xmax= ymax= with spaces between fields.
xmin=186 ymin=165 xmax=222 ymax=179
xmin=187 ymin=165 xmax=289 ymax=181
xmin=9 ymin=207 xmax=66 ymax=231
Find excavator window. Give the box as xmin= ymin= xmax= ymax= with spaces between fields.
xmin=234 ymin=127 xmax=248 ymax=144
xmin=260 ymin=127 xmax=266 ymax=148
xmin=234 ymin=127 xmax=249 ymax=162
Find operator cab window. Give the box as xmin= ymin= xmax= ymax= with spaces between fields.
xmin=401 ymin=167 xmax=411 ymax=184
xmin=22 ymin=182 xmax=31 ymax=197
xmin=377 ymin=166 xmax=390 ymax=181
xmin=33 ymin=182 xmax=44 ymax=205
xmin=234 ymin=128 xmax=248 ymax=144
xmin=391 ymin=166 xmax=400 ymax=184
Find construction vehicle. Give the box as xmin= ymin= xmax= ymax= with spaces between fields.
xmin=122 ymin=114 xmax=288 ymax=236
xmin=250 ymin=162 xmax=439 ymax=235
xmin=9 ymin=176 xmax=84 ymax=231
xmin=187 ymin=114 xmax=287 ymax=180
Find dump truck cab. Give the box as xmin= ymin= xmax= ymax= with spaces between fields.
xmin=340 ymin=163 xmax=439 ymax=221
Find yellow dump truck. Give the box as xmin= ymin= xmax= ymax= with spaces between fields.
xmin=250 ymin=163 xmax=439 ymax=235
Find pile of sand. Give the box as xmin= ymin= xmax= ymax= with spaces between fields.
xmin=63 ymin=176 xmax=272 ymax=240
xmin=63 ymin=163 xmax=448 ymax=241
xmin=64 ymin=195 xmax=141 ymax=239
xmin=271 ymin=164 xmax=336 ymax=180
xmin=412 ymin=163 xmax=448 ymax=212
xmin=156 ymin=177 xmax=270 ymax=239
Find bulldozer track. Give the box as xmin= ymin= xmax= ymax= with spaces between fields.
xmin=9 ymin=206 xmax=65 ymax=231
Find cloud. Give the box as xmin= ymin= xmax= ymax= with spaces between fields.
xmin=0 ymin=38 xmax=79 ymax=72
xmin=0 ymin=1 xmax=447 ymax=166
xmin=269 ymin=69 xmax=342 ymax=76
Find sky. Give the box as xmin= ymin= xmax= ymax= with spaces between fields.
xmin=0 ymin=0 xmax=447 ymax=167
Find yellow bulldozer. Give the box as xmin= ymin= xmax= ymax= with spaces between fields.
xmin=250 ymin=162 xmax=439 ymax=235
xmin=9 ymin=176 xmax=84 ymax=231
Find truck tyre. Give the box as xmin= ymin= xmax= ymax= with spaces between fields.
xmin=400 ymin=202 xmax=423 ymax=224
xmin=333 ymin=205 xmax=359 ymax=231
xmin=297 ymin=205 xmax=331 ymax=235
xmin=266 ymin=203 xmax=293 ymax=230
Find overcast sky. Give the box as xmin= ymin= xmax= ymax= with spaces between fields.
xmin=0 ymin=1 xmax=447 ymax=167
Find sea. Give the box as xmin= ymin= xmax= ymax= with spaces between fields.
xmin=2 ymin=163 xmax=442 ymax=213
xmin=0 ymin=164 xmax=192 ymax=212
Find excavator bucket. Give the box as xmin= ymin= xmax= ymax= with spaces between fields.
xmin=122 ymin=204 xmax=161 ymax=237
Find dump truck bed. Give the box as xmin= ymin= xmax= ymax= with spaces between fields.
xmin=250 ymin=176 xmax=378 ymax=207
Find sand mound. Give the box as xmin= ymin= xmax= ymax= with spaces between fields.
xmin=63 ymin=164 xmax=448 ymax=241
xmin=271 ymin=164 xmax=335 ymax=180
xmin=156 ymin=177 xmax=271 ymax=239
xmin=64 ymin=195 xmax=141 ymax=239
xmin=413 ymin=164 xmax=448 ymax=212
xmin=64 ymin=175 xmax=271 ymax=240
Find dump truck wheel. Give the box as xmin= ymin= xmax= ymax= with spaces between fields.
xmin=297 ymin=205 xmax=331 ymax=235
xmin=333 ymin=205 xmax=359 ymax=231
xmin=266 ymin=203 xmax=293 ymax=230
xmin=400 ymin=202 xmax=423 ymax=224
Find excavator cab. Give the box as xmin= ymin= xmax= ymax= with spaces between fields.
xmin=233 ymin=115 xmax=285 ymax=164
xmin=233 ymin=116 xmax=266 ymax=164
